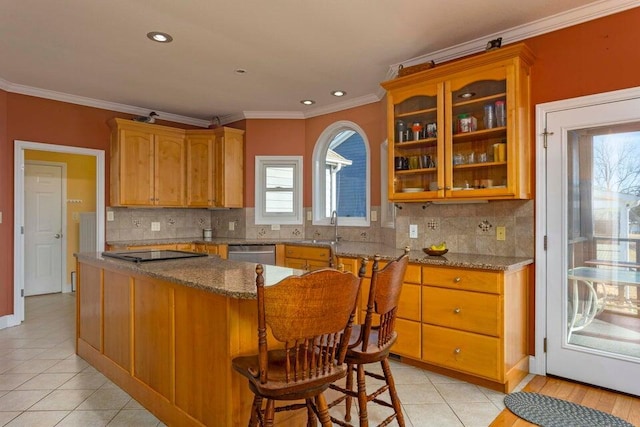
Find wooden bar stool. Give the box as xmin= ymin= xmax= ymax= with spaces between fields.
xmin=232 ymin=265 xmax=361 ymax=426
xmin=329 ymin=249 xmax=409 ymax=427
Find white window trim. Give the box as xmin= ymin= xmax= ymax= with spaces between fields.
xmin=312 ymin=120 xmax=370 ymax=227
xmin=255 ymin=156 xmax=303 ymax=225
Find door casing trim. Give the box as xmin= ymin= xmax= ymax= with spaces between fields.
xmin=10 ymin=140 xmax=105 ymax=326
xmin=534 ymin=85 xmax=640 ymax=376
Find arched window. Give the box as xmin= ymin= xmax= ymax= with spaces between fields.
xmin=312 ymin=121 xmax=370 ymax=226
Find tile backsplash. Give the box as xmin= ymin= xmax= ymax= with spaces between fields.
xmin=106 ymin=199 xmax=534 ymax=258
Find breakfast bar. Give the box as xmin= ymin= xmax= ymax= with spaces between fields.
xmin=75 ymin=253 xmax=302 ymax=427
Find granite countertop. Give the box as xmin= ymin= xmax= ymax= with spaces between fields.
xmin=75 ymin=252 xmax=302 ymax=300
xmin=105 ymin=237 xmax=533 ymax=271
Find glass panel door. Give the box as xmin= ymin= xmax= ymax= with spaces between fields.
xmin=546 ymin=94 xmax=640 ymax=396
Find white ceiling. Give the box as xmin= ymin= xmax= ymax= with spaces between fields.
xmin=0 ymin=0 xmax=634 ymax=125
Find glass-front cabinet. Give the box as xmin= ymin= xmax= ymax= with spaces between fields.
xmin=382 ymin=43 xmax=534 ymax=201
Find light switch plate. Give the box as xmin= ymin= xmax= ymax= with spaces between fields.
xmin=371 ymin=210 xmax=377 ymax=222
xmin=409 ymin=224 xmax=418 ymax=239
xmin=271 ymin=224 xmax=280 ymax=230
xmin=151 ymin=222 xmax=161 ymax=231
xmin=106 ymin=211 xmax=114 ymax=221
xmin=306 ymin=211 xmax=312 ymax=221
xmin=229 ymin=221 xmax=235 ymax=231
xmin=496 ymin=226 xmax=506 ymax=241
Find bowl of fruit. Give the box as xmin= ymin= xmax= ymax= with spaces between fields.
xmin=423 ymin=242 xmax=448 ymax=256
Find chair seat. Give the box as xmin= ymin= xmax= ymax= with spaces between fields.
xmin=233 ymin=348 xmax=349 ymax=400
xmin=345 ymin=324 xmax=397 ymax=364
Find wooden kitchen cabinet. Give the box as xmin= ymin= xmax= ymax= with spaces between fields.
xmin=186 ymin=127 xmax=245 ymax=208
xmin=338 ymin=256 xmax=422 ymax=359
xmin=381 ymin=43 xmax=534 ymax=202
xmin=420 ymin=264 xmax=529 ymax=392
xmin=284 ymin=245 xmax=331 ymax=271
xmin=194 ymin=243 xmax=219 ymax=255
xmin=109 ymin=118 xmax=185 ymax=207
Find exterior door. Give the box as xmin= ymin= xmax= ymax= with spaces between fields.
xmin=25 ymin=163 xmax=64 ymax=296
xmin=545 ymin=95 xmax=640 ymax=396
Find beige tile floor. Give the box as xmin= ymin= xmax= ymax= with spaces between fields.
xmin=0 ymin=293 xmax=532 ymax=426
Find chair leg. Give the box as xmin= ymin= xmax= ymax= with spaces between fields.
xmin=249 ymin=395 xmax=262 ymax=427
xmin=345 ymin=363 xmax=354 ymax=422
xmin=314 ymin=392 xmax=333 ymax=427
xmin=356 ymin=364 xmax=369 ymax=427
xmin=381 ymin=358 xmax=405 ymax=427
xmin=264 ymin=399 xmax=276 ymax=427
xmin=306 ymin=398 xmax=316 ymax=427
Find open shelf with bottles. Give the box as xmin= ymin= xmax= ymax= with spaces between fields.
xmin=382 ymin=43 xmax=534 ymax=202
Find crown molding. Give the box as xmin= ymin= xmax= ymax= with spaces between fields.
xmin=392 ymin=0 xmax=640 ymax=72
xmin=303 ymin=93 xmax=381 ymax=118
xmin=2 ymin=81 xmax=210 ymax=127
xmin=241 ymin=111 xmax=306 ymax=120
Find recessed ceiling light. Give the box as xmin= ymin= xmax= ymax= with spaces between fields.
xmin=300 ymin=100 xmax=315 ymax=105
xmin=147 ymin=31 xmax=173 ymax=43
xmin=234 ymin=69 xmax=248 ymax=75
xmin=331 ymin=90 xmax=347 ymax=97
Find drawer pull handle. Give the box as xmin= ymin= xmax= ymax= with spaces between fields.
xmin=454 ymin=348 xmax=461 ymax=354
xmin=453 ymin=307 xmax=461 ymax=314
xmin=454 ymin=277 xmax=462 ymax=283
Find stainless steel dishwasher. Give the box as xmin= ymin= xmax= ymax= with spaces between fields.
xmin=227 ymin=244 xmax=276 ymax=265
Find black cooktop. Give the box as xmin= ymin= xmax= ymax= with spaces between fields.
xmin=101 ymin=250 xmax=207 ymax=263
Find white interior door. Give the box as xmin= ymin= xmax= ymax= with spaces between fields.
xmin=25 ymin=163 xmax=64 ymax=296
xmin=545 ymin=95 xmax=640 ymax=396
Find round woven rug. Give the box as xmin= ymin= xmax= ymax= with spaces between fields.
xmin=504 ymin=392 xmax=634 ymax=427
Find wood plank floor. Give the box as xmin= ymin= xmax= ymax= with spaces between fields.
xmin=490 ymin=375 xmax=640 ymax=426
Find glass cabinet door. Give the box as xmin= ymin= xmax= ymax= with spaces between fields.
xmin=389 ymin=82 xmax=444 ymax=199
xmin=445 ymin=67 xmax=513 ymax=198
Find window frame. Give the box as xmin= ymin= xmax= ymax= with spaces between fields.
xmin=312 ymin=121 xmax=370 ymax=227
xmin=255 ymin=156 xmax=303 ymax=225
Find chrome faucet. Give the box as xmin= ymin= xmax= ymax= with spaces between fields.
xmin=330 ymin=210 xmax=339 ymax=242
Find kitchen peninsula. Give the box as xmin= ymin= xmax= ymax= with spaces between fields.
xmin=75 ymin=253 xmax=303 ymax=427
xmin=77 ymin=243 xmax=533 ymax=425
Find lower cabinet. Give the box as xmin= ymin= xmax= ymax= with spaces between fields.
xmin=284 ymin=245 xmax=331 ymax=271
xmin=337 ymin=256 xmax=530 ymax=393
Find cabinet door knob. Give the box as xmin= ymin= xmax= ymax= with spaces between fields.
xmin=453 ymin=307 xmax=461 ymax=314
xmin=454 ymin=277 xmax=462 ymax=283
xmin=454 ymin=348 xmax=461 ymax=354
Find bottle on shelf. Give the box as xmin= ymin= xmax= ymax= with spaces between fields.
xmin=495 ymin=100 xmax=506 ymax=127
xmin=484 ymin=103 xmax=495 ymax=129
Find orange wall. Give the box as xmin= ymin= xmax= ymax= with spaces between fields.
xmin=24 ymin=151 xmax=97 ymax=284
xmin=2 ymin=7 xmax=640 ymax=317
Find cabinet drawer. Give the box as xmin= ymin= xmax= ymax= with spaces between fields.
xmin=284 ymin=245 xmax=331 ymax=261
xmin=423 ymin=266 xmax=501 ymax=294
xmin=404 ymin=264 xmax=421 ymax=284
xmin=399 ymin=283 xmax=421 ymax=321
xmin=421 ymin=324 xmax=501 ymax=381
xmin=422 ymin=287 xmax=500 ymax=336
xmin=392 ymin=318 xmax=421 ymax=359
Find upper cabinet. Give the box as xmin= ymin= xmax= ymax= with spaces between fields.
xmin=381 ymin=43 xmax=534 ymax=202
xmin=109 ymin=119 xmax=185 ymax=207
xmin=186 ymin=127 xmax=245 ymax=208
xmin=109 ymin=119 xmax=245 ymax=208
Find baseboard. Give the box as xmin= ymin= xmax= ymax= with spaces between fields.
xmin=0 ymin=314 xmax=21 ymax=330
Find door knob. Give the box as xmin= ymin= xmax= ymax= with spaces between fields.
xmin=54 ymin=233 xmax=62 ymax=239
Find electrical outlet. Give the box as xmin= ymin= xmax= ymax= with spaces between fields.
xmin=496 ymin=226 xmax=506 ymax=241
xmin=72 ymin=212 xmax=80 ymax=222
xmin=409 ymin=224 xmax=418 ymax=239
xmin=0 ymin=211 xmax=3 ymax=223
xmin=371 ymin=210 xmax=377 ymax=222
xmin=271 ymin=224 xmax=280 ymax=230
xmin=107 ymin=211 xmax=114 ymax=221
xmin=229 ymin=221 xmax=235 ymax=231
xmin=306 ymin=211 xmax=312 ymax=221
xmin=151 ymin=222 xmax=161 ymax=231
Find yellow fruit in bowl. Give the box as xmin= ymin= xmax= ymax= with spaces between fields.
xmin=430 ymin=241 xmax=446 ymax=251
